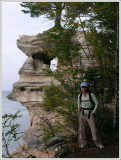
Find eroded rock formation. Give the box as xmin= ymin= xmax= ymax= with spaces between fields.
xmin=8 ymin=34 xmax=58 ymax=106
xmin=8 ymin=34 xmax=59 ymax=158
xmin=8 ymin=32 xmax=97 ymax=158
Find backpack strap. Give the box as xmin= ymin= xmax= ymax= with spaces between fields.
xmin=80 ymin=92 xmax=95 ymax=119
xmin=88 ymin=92 xmax=95 ymax=110
xmin=80 ymin=93 xmax=82 ymax=102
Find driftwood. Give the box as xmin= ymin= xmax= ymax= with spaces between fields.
xmin=46 ymin=135 xmax=70 ymax=158
xmin=46 ymin=135 xmax=68 ymax=148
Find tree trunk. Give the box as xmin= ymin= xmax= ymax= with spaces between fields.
xmin=54 ymin=3 xmax=62 ymax=28
xmin=113 ymin=6 xmax=119 ymax=130
xmin=78 ymin=112 xmax=81 ymax=147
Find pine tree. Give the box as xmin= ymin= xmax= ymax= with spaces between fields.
xmin=20 ymin=2 xmax=65 ymax=28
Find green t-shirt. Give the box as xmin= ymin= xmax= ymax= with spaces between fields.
xmin=78 ymin=93 xmax=98 ymax=114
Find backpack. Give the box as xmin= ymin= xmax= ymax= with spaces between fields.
xmin=80 ymin=92 xmax=95 ymax=118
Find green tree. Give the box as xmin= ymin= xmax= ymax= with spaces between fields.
xmin=65 ymin=2 xmax=119 ymax=129
xmin=42 ymin=2 xmax=119 ymax=138
xmin=20 ymin=2 xmax=94 ymax=29
xmin=42 ymin=83 xmax=65 ymax=110
xmin=20 ymin=2 xmax=65 ymax=28
xmin=43 ymin=27 xmax=83 ymax=136
xmin=2 ymin=111 xmax=23 ymax=157
xmin=84 ymin=2 xmax=119 ymax=129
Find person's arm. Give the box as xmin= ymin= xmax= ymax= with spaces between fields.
xmin=78 ymin=94 xmax=81 ymax=111
xmin=91 ymin=93 xmax=98 ymax=113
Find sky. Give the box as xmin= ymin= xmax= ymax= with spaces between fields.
xmin=2 ymin=2 xmax=55 ymax=91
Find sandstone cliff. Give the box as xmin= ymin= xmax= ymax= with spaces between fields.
xmin=8 ymin=31 xmax=96 ymax=158
xmin=8 ymin=32 xmax=96 ymax=105
xmin=8 ymin=34 xmax=54 ymax=105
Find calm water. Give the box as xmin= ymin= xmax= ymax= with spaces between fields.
xmin=2 ymin=91 xmax=29 ymax=157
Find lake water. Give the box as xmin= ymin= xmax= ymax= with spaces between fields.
xmin=2 ymin=91 xmax=29 ymax=157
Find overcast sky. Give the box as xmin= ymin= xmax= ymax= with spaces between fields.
xmin=2 ymin=2 xmax=54 ymax=91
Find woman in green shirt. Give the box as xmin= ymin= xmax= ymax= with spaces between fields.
xmin=78 ymin=82 xmax=104 ymax=149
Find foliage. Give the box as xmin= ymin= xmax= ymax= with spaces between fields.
xmin=84 ymin=66 xmax=116 ymax=104
xmin=20 ymin=2 xmax=64 ymax=28
xmin=82 ymin=3 xmax=118 ymax=131
xmin=42 ymin=2 xmax=119 ymax=143
xmin=61 ymin=2 xmax=119 ymax=108
xmin=42 ymin=27 xmax=84 ymax=136
xmin=43 ymin=125 xmax=54 ymax=146
xmin=95 ymin=105 xmax=114 ymax=134
xmin=42 ymin=83 xmax=65 ymax=110
xmin=2 ymin=111 xmax=23 ymax=157
xmin=82 ymin=3 xmax=119 ymax=130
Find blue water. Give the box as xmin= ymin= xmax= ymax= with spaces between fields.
xmin=2 ymin=91 xmax=29 ymax=157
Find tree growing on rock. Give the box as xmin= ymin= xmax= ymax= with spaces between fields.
xmin=20 ymin=2 xmax=65 ymax=28
xmin=20 ymin=2 xmax=92 ymax=29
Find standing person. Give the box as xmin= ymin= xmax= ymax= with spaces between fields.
xmin=78 ymin=82 xmax=104 ymax=149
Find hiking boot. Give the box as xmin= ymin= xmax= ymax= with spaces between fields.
xmin=80 ymin=144 xmax=88 ymax=149
xmin=94 ymin=141 xmax=104 ymax=149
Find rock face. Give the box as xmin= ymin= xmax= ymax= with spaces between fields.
xmin=8 ymin=34 xmax=59 ymax=158
xmin=17 ymin=34 xmax=54 ymax=57
xmin=8 ymin=34 xmax=58 ymax=105
xmin=8 ymin=32 xmax=96 ymax=105
xmin=8 ymin=32 xmax=97 ymax=158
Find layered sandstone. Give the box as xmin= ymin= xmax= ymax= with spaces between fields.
xmin=8 ymin=34 xmax=58 ymax=105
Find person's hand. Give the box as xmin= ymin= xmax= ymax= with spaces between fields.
xmin=78 ymin=107 xmax=81 ymax=112
xmin=91 ymin=112 xmax=95 ymax=116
